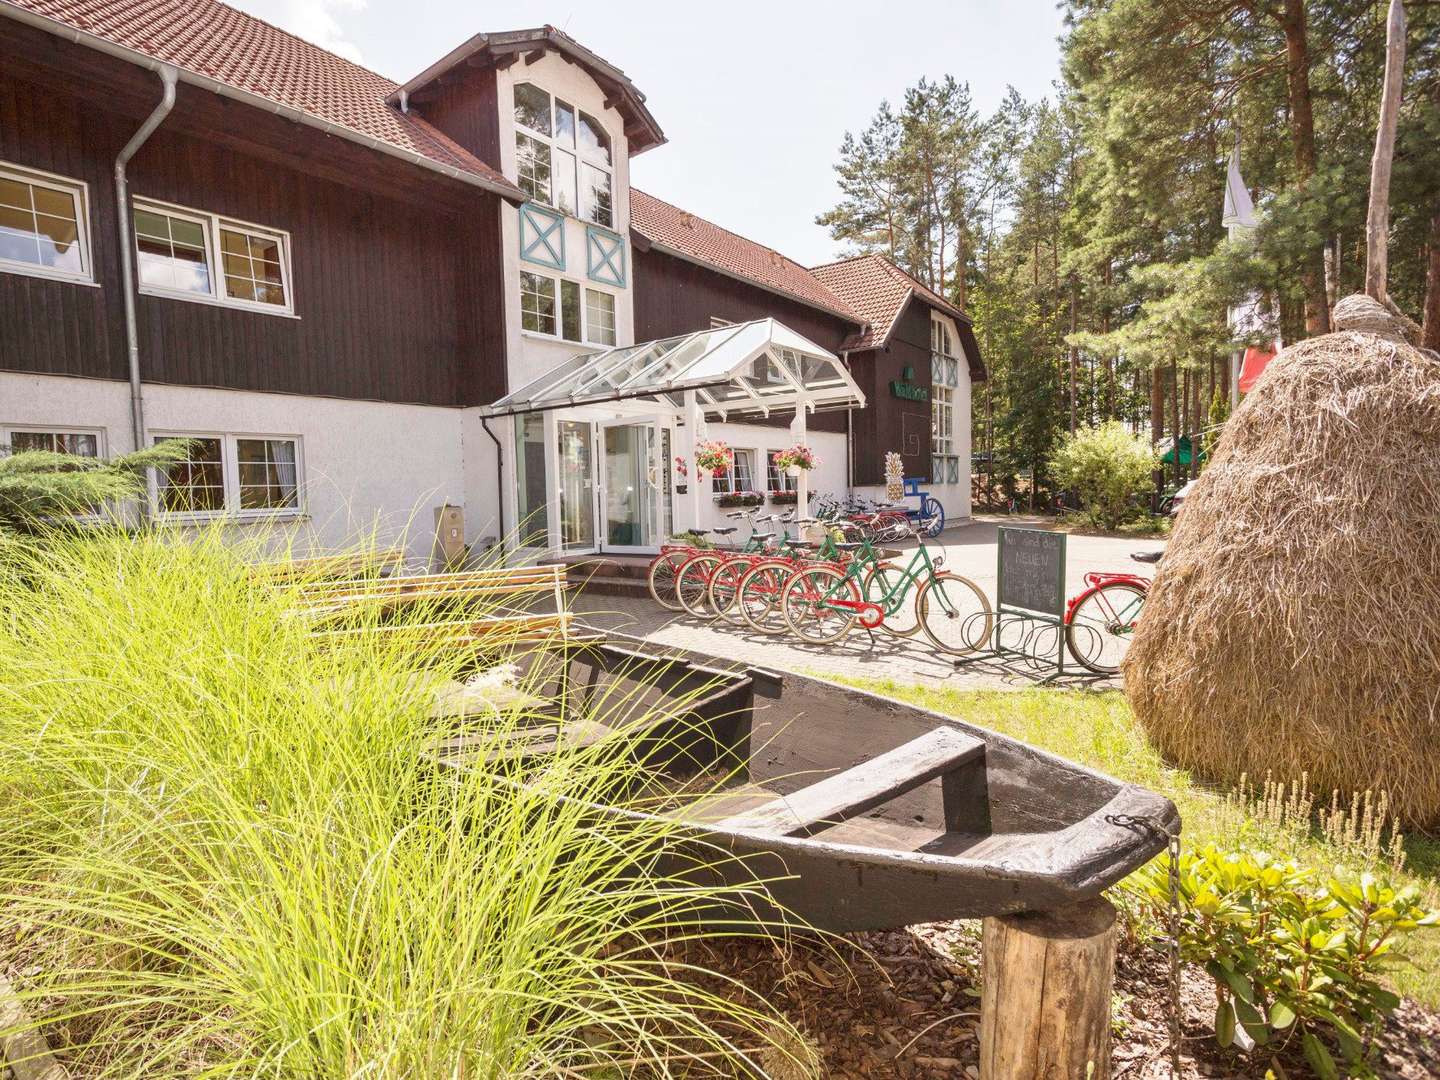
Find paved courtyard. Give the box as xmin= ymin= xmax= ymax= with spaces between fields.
xmin=571 ymin=516 xmax=1166 ymax=692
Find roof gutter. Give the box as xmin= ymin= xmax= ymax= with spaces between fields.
xmin=116 ymin=63 xmax=177 ymax=523
xmin=0 ymin=2 xmax=523 ymax=201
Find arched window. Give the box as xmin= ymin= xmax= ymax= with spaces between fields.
xmin=513 ymin=82 xmax=614 ymax=229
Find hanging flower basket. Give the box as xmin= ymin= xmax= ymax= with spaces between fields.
xmin=773 ymin=444 xmax=819 ymax=477
xmin=673 ymin=455 xmax=689 ymax=494
xmin=695 ymin=440 xmax=734 ymax=475
xmin=717 ymin=490 xmax=763 ymax=508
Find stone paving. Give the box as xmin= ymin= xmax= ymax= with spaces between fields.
xmin=570 ymin=516 xmax=1167 ymax=692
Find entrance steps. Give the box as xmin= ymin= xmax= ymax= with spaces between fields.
xmin=560 ymin=554 xmax=654 ymax=599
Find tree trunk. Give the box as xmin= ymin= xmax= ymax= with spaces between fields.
xmin=1424 ymin=202 xmax=1440 ymax=351
xmin=1279 ymin=0 xmax=1332 ymax=335
xmin=1366 ymin=0 xmax=1408 ymax=302
xmin=1150 ymin=367 xmax=1165 ymax=496
xmin=1068 ymin=275 xmax=1079 ymax=434
xmin=1170 ymin=364 xmax=1180 ymax=489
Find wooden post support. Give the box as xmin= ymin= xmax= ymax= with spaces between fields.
xmin=979 ymin=897 xmax=1117 ymax=1080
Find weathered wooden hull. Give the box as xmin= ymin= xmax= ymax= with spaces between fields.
xmin=445 ymin=635 xmax=1179 ymax=933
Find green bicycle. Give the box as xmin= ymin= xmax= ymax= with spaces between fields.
xmin=778 ymin=524 xmax=992 ymax=652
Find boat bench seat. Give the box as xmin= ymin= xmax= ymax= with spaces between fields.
xmin=719 ymin=726 xmax=985 ymax=838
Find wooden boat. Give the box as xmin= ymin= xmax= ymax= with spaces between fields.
xmin=433 ymin=635 xmax=1180 ymax=932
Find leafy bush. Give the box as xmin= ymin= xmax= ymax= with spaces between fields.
xmin=0 ymin=530 xmax=815 ymax=1076
xmin=1131 ymin=844 xmax=1439 ymax=1077
xmin=1049 ymin=421 xmax=1157 ymax=530
xmin=0 ymin=439 xmax=190 ymax=533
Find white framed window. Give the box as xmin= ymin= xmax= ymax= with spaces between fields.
xmin=513 ymin=82 xmax=614 ymax=228
xmin=766 ymin=451 xmax=799 ymax=494
xmin=3 ymin=425 xmax=103 ymax=457
xmin=133 ymin=198 xmax=294 ymax=315
xmin=932 ymin=317 xmax=959 ymax=460
xmin=520 ymin=270 xmax=617 ymax=346
xmin=712 ymin=448 xmax=757 ymax=496
xmin=0 ymin=162 xmax=93 ymax=284
xmin=585 ymin=288 xmax=616 ymax=345
xmin=151 ymin=432 xmax=302 ymax=519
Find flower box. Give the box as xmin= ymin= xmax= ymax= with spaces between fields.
xmin=717 ymin=491 xmax=763 ymax=508
xmin=768 ymin=491 xmax=798 ymax=505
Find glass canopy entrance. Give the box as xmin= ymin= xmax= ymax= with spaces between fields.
xmin=480 ymin=318 xmax=865 ymax=422
xmin=484 ymin=320 xmax=866 ymax=556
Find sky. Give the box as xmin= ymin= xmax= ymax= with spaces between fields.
xmin=228 ymin=0 xmax=1065 ymax=266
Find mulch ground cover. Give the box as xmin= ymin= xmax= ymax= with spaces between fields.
xmin=666 ymin=917 xmax=1440 ymax=1079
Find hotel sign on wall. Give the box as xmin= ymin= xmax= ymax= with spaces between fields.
xmin=890 ymin=366 xmax=930 ymax=403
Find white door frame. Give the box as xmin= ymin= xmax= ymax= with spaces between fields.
xmin=595 ymin=416 xmax=667 ymax=555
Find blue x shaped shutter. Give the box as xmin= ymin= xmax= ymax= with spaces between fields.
xmin=586 ymin=226 xmax=626 ymax=287
xmin=519 ymin=204 xmax=565 ymax=270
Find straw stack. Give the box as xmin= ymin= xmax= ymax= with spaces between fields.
xmin=1124 ymin=297 xmax=1440 ymax=825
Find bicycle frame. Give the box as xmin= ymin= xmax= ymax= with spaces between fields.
xmin=808 ymin=537 xmax=944 ymax=629
xmin=1063 ymin=571 xmax=1150 ymax=625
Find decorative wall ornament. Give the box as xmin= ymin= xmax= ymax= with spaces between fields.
xmin=519 ymin=204 xmax=565 ymax=269
xmin=586 ymin=226 xmax=626 ymax=287
xmin=884 ymin=451 xmax=904 ymax=503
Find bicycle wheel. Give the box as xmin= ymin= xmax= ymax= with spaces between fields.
xmin=736 ymin=559 xmax=793 ymax=634
xmin=707 ymin=557 xmax=752 ymax=624
xmin=781 ymin=565 xmax=860 ymax=644
xmin=916 ymin=572 xmax=993 ymax=656
xmin=862 ymin=562 xmax=919 ymax=637
xmin=1066 ymin=582 xmax=1146 ymax=675
xmin=647 ymin=549 xmax=689 ymax=611
xmin=921 ymin=496 xmax=946 ymax=538
xmin=676 ymin=554 xmax=722 ymax=619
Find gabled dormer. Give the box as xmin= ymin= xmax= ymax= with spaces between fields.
xmin=394 ymin=29 xmax=665 ymax=385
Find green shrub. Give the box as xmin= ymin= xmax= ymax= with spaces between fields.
xmin=0 ymin=439 xmax=190 ymax=533
xmin=1130 ymin=844 xmax=1439 ymax=1077
xmin=1049 ymin=421 xmax=1157 ymax=530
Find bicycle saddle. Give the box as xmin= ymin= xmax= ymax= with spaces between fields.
xmin=835 ymin=541 xmax=862 ymax=551
xmin=751 ymin=531 xmax=776 ymax=542
xmin=712 ymin=526 xmax=738 ymax=536
xmin=1131 ymin=550 xmax=1163 ymax=564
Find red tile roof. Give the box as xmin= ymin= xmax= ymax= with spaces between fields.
xmin=630 ymin=189 xmax=860 ymax=323
xmin=810 ymin=254 xmax=970 ymax=351
xmin=2 ymin=0 xmax=522 ymax=196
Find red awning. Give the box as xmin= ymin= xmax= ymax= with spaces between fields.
xmin=1239 ymin=345 xmax=1277 ymax=393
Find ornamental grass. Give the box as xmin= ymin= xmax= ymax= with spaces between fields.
xmin=0 ymin=528 xmax=815 ymax=1078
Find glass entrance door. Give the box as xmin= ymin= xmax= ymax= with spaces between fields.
xmin=599 ymin=422 xmax=658 ymax=552
xmin=557 ymin=420 xmax=595 ymax=550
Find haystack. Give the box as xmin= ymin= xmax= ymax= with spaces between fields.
xmin=1124 ymin=300 xmax=1440 ymax=825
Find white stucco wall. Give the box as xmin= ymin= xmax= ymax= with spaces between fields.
xmin=688 ymin=422 xmax=848 ymax=534
xmin=0 ymin=372 xmax=488 ymax=559
xmin=495 ymin=50 xmax=635 ymax=395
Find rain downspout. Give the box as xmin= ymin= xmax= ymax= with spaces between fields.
xmin=117 ymin=64 xmax=178 ymax=518
xmin=840 ymin=350 xmax=853 ymax=493
xmin=481 ymin=416 xmax=507 ymax=548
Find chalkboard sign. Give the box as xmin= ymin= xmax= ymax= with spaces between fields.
xmin=997 ymin=527 xmax=1066 ymax=617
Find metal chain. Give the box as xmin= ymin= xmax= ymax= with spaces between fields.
xmin=1107 ymin=814 xmax=1184 ymax=1078
xmin=1166 ymin=830 xmax=1183 ymax=1078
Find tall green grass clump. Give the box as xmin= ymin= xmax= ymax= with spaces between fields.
xmin=0 ymin=529 xmax=814 ymax=1077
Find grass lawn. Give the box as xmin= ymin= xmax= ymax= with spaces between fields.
xmin=834 ymin=678 xmax=1440 ymax=1009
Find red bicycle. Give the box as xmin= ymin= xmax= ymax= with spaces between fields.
xmin=1063 ymin=552 xmax=1159 ymax=675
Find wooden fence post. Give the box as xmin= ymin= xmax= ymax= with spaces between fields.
xmin=979 ymin=897 xmax=1117 ymax=1080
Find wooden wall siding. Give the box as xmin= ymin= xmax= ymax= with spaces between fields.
xmin=0 ymin=32 xmax=507 ymax=408
xmin=633 ymin=246 xmax=856 ymax=433
xmin=849 ymin=295 xmax=934 ymax=486
xmin=416 ymin=65 xmax=502 ymax=169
